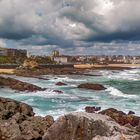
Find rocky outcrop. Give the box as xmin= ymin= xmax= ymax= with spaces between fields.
xmin=0 ymin=97 xmax=54 ymax=140
xmin=128 ymin=111 xmax=135 ymax=115
xmin=78 ymin=83 xmax=106 ymax=90
xmin=0 ymin=97 xmax=34 ymax=120
xmin=0 ymin=76 xmax=46 ymax=92
xmin=43 ymin=112 xmax=139 ymax=140
xmin=22 ymin=59 xmax=39 ymax=69
xmin=56 ymin=82 xmax=67 ymax=86
xmin=100 ymin=108 xmax=140 ymax=127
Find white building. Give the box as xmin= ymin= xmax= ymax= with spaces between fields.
xmin=54 ymin=56 xmax=68 ymax=64
xmin=0 ymin=48 xmax=7 ymax=56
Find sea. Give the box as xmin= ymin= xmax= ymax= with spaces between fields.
xmin=0 ymin=68 xmax=140 ymax=119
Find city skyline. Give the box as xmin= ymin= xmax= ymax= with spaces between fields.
xmin=0 ymin=0 xmax=140 ymax=55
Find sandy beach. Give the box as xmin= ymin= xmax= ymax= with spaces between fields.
xmin=0 ymin=69 xmax=15 ymax=74
xmin=74 ymin=64 xmax=140 ymax=69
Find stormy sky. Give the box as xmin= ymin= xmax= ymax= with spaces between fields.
xmin=0 ymin=0 xmax=140 ymax=55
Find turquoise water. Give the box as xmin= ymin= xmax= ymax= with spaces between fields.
xmin=0 ymin=68 xmax=140 ymax=119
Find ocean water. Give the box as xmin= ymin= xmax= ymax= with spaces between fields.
xmin=0 ymin=68 xmax=140 ymax=119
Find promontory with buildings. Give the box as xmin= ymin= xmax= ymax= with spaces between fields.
xmin=0 ymin=47 xmax=140 ymax=66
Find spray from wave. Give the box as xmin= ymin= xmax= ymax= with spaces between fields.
xmin=106 ymin=86 xmax=138 ymax=98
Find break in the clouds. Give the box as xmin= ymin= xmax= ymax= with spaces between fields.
xmin=0 ymin=0 xmax=140 ymax=55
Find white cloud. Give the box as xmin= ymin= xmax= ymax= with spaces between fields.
xmin=0 ymin=0 xmax=139 ymax=55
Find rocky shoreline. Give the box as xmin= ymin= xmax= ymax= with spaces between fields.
xmin=0 ymin=75 xmax=108 ymax=93
xmin=0 ymin=76 xmax=65 ymax=94
xmin=14 ymin=66 xmax=132 ymax=77
xmin=0 ymin=97 xmax=54 ymax=140
xmin=0 ymin=97 xmax=140 ymax=140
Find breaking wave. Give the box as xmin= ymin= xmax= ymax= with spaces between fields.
xmin=106 ymin=86 xmax=137 ymax=98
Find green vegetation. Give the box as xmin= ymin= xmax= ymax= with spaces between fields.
xmin=0 ymin=56 xmax=26 ymax=64
xmin=27 ymin=55 xmax=54 ymax=64
xmin=0 ymin=55 xmax=54 ymax=65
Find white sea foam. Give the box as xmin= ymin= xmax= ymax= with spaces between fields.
xmin=106 ymin=86 xmax=137 ymax=98
xmin=127 ymin=69 xmax=140 ymax=74
xmin=50 ymin=76 xmax=86 ymax=82
xmin=12 ymin=89 xmax=62 ymax=99
xmin=99 ymin=70 xmax=111 ymax=75
xmin=34 ymin=108 xmax=69 ymax=120
xmin=107 ymin=70 xmax=140 ymax=81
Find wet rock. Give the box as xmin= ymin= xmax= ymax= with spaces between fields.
xmin=43 ymin=112 xmax=139 ymax=140
xmin=100 ymin=108 xmax=140 ymax=127
xmin=95 ymin=107 xmax=101 ymax=112
xmin=53 ymin=90 xmax=63 ymax=94
xmin=56 ymin=82 xmax=67 ymax=86
xmin=0 ymin=76 xmax=46 ymax=92
xmin=78 ymin=83 xmax=106 ymax=90
xmin=128 ymin=111 xmax=135 ymax=115
xmin=32 ymin=76 xmax=49 ymax=80
xmin=85 ymin=106 xmax=101 ymax=113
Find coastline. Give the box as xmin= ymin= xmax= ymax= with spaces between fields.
xmin=0 ymin=66 xmax=140 ymax=139
xmin=74 ymin=63 xmax=140 ymax=69
xmin=0 ymin=63 xmax=140 ymax=75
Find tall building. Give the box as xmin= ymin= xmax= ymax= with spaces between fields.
xmin=52 ymin=50 xmax=60 ymax=57
xmin=0 ymin=47 xmax=27 ymax=58
xmin=0 ymin=47 xmax=7 ymax=56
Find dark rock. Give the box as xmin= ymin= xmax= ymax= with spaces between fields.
xmin=128 ymin=111 xmax=135 ymax=115
xmin=56 ymin=82 xmax=67 ymax=86
xmin=85 ymin=106 xmax=95 ymax=113
xmin=78 ymin=83 xmax=106 ymax=90
xmin=85 ymin=106 xmax=101 ymax=113
xmin=53 ymin=90 xmax=63 ymax=94
xmin=0 ymin=76 xmax=46 ymax=92
xmin=95 ymin=107 xmax=101 ymax=112
xmin=100 ymin=108 xmax=126 ymax=116
xmin=32 ymin=76 xmax=49 ymax=80
xmin=43 ymin=112 xmax=139 ymax=140
xmin=100 ymin=108 xmax=140 ymax=127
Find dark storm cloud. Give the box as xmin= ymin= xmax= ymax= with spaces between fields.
xmin=84 ymin=30 xmax=140 ymax=42
xmin=0 ymin=0 xmax=140 ymax=55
